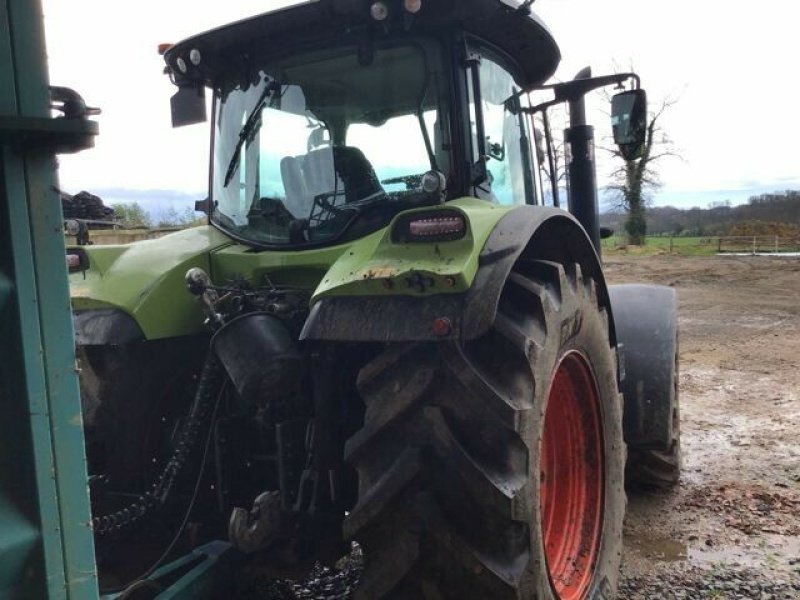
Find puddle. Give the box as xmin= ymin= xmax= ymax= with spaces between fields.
xmin=688 ymin=534 xmax=800 ymax=574
xmin=626 ymin=531 xmax=800 ymax=575
xmin=626 ymin=534 xmax=687 ymax=562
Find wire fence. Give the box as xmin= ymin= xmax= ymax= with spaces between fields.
xmin=602 ymin=235 xmax=800 ymax=256
xmin=717 ymin=235 xmax=800 ymax=254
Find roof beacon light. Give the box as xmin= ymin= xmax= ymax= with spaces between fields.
xmin=370 ymin=1 xmax=389 ymax=21
xmin=404 ymin=0 xmax=422 ymax=13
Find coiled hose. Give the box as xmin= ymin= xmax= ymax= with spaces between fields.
xmin=92 ymin=352 xmax=224 ymax=537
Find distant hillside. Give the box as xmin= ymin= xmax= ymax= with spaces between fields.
xmin=601 ymin=191 xmax=800 ymax=236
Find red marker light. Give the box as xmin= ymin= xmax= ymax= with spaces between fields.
xmin=404 ymin=0 xmax=422 ymax=13
xmin=157 ymin=43 xmax=173 ymax=56
xmin=391 ymin=210 xmax=468 ymax=243
xmin=409 ymin=216 xmax=465 ymax=238
xmin=66 ymin=249 xmax=88 ymax=273
xmin=432 ymin=317 xmax=452 ymax=337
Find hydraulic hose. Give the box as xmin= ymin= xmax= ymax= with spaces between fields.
xmin=91 ymin=352 xmax=224 ymax=537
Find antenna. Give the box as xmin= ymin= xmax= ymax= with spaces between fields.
xmin=517 ymin=0 xmax=535 ymax=15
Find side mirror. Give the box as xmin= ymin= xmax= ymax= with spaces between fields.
xmin=194 ymin=197 xmax=211 ymax=215
xmin=170 ymin=84 xmax=206 ymax=128
xmin=611 ymin=89 xmax=647 ymax=160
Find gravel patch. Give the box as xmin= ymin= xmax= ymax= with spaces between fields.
xmin=619 ymin=567 xmax=800 ymax=599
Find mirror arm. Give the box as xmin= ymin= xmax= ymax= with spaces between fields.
xmin=515 ymin=72 xmax=641 ymax=116
xmin=553 ymin=72 xmax=640 ymax=102
xmin=523 ymin=97 xmax=562 ymax=116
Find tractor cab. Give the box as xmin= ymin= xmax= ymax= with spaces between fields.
xmin=164 ymin=0 xmax=568 ymax=249
xmin=166 ymin=0 xmax=646 ymax=252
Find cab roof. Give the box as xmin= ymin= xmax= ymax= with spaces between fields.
xmin=165 ymin=0 xmax=560 ymax=90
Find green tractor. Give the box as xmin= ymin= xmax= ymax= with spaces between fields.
xmin=70 ymin=0 xmax=680 ymax=597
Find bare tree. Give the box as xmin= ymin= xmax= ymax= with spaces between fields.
xmin=534 ymin=113 xmax=567 ymax=206
xmin=603 ymin=96 xmax=680 ymax=245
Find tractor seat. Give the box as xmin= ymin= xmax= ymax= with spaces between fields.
xmin=281 ymin=146 xmax=385 ymax=216
xmin=329 ymin=146 xmax=384 ymax=203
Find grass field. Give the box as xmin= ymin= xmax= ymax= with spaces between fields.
xmin=601 ymin=236 xmax=717 ymax=256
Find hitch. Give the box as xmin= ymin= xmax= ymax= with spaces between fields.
xmin=229 ymin=490 xmax=283 ymax=554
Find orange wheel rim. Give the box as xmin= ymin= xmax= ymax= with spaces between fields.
xmin=540 ymin=351 xmax=604 ymax=600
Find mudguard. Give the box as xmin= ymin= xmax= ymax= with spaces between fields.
xmin=302 ymin=204 xmax=610 ymax=343
xmin=608 ymin=284 xmax=678 ymax=451
xmin=73 ymin=308 xmax=144 ymax=345
xmin=70 ymin=226 xmax=232 ymax=342
xmin=462 ymin=205 xmax=610 ymax=340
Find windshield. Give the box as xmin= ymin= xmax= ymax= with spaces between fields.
xmin=211 ymin=43 xmax=449 ymax=247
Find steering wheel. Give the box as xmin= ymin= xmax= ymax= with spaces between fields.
xmin=248 ymin=197 xmax=295 ymax=225
xmin=380 ymin=173 xmax=426 ymax=190
xmin=307 ymin=191 xmax=348 ymax=228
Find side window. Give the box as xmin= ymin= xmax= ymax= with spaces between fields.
xmin=470 ymin=55 xmax=536 ymax=205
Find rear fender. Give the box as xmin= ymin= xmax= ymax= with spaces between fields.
xmin=69 ymin=226 xmax=232 ymax=342
xmin=462 ymin=205 xmax=611 ymax=340
xmin=609 ymin=284 xmax=678 ymax=451
xmin=302 ymin=205 xmax=612 ymax=343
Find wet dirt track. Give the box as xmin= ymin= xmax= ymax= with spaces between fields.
xmin=606 ymin=255 xmax=800 ymax=599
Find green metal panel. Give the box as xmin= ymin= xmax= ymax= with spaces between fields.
xmin=213 ymin=198 xmax=512 ymax=304
xmin=70 ymin=226 xmax=232 ymax=339
xmin=69 ymin=199 xmax=513 ymax=343
xmin=2 ymin=148 xmax=64 ymax=599
xmin=209 ymin=238 xmax=350 ymax=290
xmin=0 ymin=0 xmax=98 ymax=597
xmin=70 ymin=226 xmax=350 ymax=340
xmin=310 ymin=197 xmax=513 ymax=302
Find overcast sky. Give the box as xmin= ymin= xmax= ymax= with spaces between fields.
xmin=43 ymin=0 xmax=800 ymax=211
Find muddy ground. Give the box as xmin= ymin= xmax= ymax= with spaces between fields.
xmin=605 ymin=255 xmax=800 ymax=598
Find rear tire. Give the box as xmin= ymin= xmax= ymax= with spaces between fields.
xmin=344 ymin=261 xmax=626 ymax=599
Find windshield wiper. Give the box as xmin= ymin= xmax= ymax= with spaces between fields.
xmin=416 ymin=74 xmax=438 ymax=172
xmin=222 ymin=78 xmax=280 ymax=187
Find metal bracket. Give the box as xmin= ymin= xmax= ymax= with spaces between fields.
xmin=0 ymin=87 xmax=99 ymax=154
xmin=0 ymin=115 xmax=98 ymax=154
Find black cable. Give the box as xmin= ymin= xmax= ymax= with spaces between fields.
xmin=101 ymin=379 xmax=226 ymax=596
xmin=116 ymin=579 xmax=161 ymax=599
xmin=92 ymin=355 xmax=223 ymax=536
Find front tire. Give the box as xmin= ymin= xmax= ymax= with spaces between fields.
xmin=626 ymin=350 xmax=681 ymax=491
xmin=344 ymin=261 xmax=625 ymax=599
